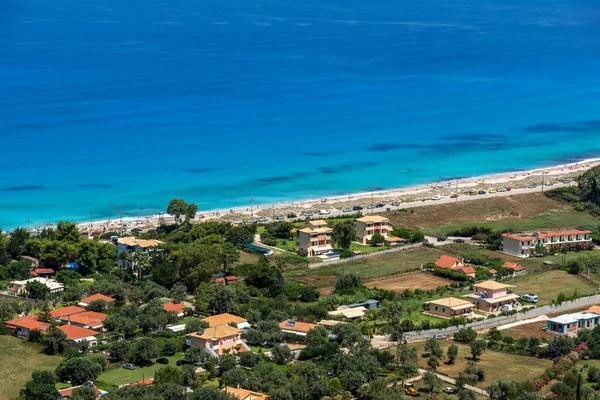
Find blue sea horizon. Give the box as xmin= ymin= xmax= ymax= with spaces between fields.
xmin=2 ymin=0 xmax=600 ymax=229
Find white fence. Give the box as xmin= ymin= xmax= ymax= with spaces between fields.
xmin=308 ymin=243 xmax=423 ymax=269
xmin=405 ymin=294 xmax=600 ymax=341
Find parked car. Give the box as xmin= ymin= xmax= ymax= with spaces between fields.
xmin=546 ymin=181 xmax=554 ymax=186
xmin=287 ymin=213 xmax=297 ymax=218
xmin=193 ymin=360 xmax=204 ymax=366
xmin=505 ymin=187 xmax=512 ymax=191
xmin=432 ymin=195 xmax=442 ymax=201
xmin=453 ymin=238 xmax=465 ymax=243
xmin=478 ymin=190 xmax=486 ymax=195
xmin=450 ymin=194 xmax=458 ymax=198
xmin=469 ymin=191 xmax=478 ymax=196
xmin=501 ymin=304 xmax=513 ymax=312
xmin=522 ymin=293 xmax=538 ymax=303
xmin=367 ymin=204 xmax=376 ymax=209
xmin=176 ymin=360 xmax=191 ymax=366
xmin=498 ymin=187 xmax=507 ymax=192
xmin=275 ymin=215 xmax=285 ymax=221
xmin=434 ymin=334 xmax=447 ymax=340
xmin=156 ymin=358 xmax=169 ymax=365
xmin=437 ymin=236 xmax=446 ymax=242
xmin=319 ymin=209 xmax=330 ymax=215
xmin=342 ymin=207 xmax=353 ymax=212
xmin=563 ymin=179 xmax=571 ymax=184
xmin=527 ymin=184 xmax=537 ymax=189
xmin=233 ymin=219 xmax=243 ymax=224
xmin=488 ymin=188 xmax=497 ymax=193
xmin=443 ymin=387 xmax=458 ymax=394
xmin=258 ymin=217 xmax=269 ymax=223
xmin=305 ymin=212 xmax=314 ymax=217
xmin=123 ymin=363 xmax=135 ymax=370
xmin=352 ymin=205 xmax=363 ymax=211
xmin=376 ymin=203 xmax=384 ymax=208
xmin=246 ymin=218 xmax=257 ymax=224
xmin=391 ymin=201 xmax=401 ymax=206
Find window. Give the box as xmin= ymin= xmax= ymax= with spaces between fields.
xmin=442 ymin=307 xmax=446 ymax=312
xmin=434 ymin=306 xmax=438 ymax=310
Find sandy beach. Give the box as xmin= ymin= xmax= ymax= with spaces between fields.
xmin=73 ymin=158 xmax=600 ymax=234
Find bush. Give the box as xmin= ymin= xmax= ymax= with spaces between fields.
xmin=334 ymin=274 xmax=363 ymax=291
xmin=163 ymin=340 xmax=177 ymax=356
xmin=454 ymin=328 xmax=477 ymax=343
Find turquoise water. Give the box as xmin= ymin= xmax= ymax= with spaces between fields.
xmin=2 ymin=0 xmax=600 ymax=229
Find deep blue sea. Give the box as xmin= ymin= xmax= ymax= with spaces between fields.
xmin=2 ymin=0 xmax=600 ymax=229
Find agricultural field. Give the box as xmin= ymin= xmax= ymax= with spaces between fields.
xmin=385 ymin=193 xmax=598 ymax=235
xmin=502 ymin=321 xmax=554 ymax=340
xmin=406 ymin=341 xmax=552 ymax=384
xmin=96 ymin=352 xmax=185 ymax=389
xmin=0 ymin=336 xmax=63 ymax=400
xmin=506 ymin=269 xmax=598 ymax=305
xmin=365 ymin=273 xmax=454 ymax=292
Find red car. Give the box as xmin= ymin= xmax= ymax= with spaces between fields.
xmin=505 ymin=187 xmax=512 ymax=191
xmin=450 ymin=194 xmax=458 ymax=198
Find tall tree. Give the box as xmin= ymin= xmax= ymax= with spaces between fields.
xmin=332 ymin=220 xmax=355 ymax=249
xmin=8 ymin=227 xmax=29 ymax=258
xmin=167 ymin=199 xmax=188 ymax=227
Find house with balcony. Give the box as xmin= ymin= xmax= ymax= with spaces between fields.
xmin=425 ymin=297 xmax=475 ymax=318
xmin=465 ymin=280 xmax=520 ymax=312
xmin=547 ymin=312 xmax=600 ymax=335
xmin=501 ymin=228 xmax=592 ymax=258
xmin=295 ymin=220 xmax=334 ymax=257
xmin=202 ymin=313 xmax=251 ymax=330
xmin=355 ymin=215 xmax=392 ymax=245
xmin=60 ymin=311 xmax=107 ymax=330
xmin=58 ymin=325 xmax=101 ymax=346
xmin=78 ymin=293 xmax=115 ymax=308
xmin=434 ymin=255 xmax=476 ymax=278
xmin=186 ymin=325 xmax=251 ymax=357
xmin=116 ymin=237 xmax=163 ymax=268
xmin=5 ymin=315 xmax=49 ymax=338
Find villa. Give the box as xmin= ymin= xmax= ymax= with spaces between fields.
xmin=425 ymin=297 xmax=475 ymax=318
xmin=202 ymin=313 xmax=251 ymax=330
xmin=223 ymin=387 xmax=267 ymax=400
xmin=60 ymin=311 xmax=107 ymax=329
xmin=5 ymin=315 xmax=49 ymax=337
xmin=434 ymin=255 xmax=476 ymax=278
xmin=465 ymin=280 xmax=520 ymax=312
xmin=58 ymin=383 xmax=102 ymax=399
xmin=78 ymin=293 xmax=115 ymax=308
xmin=9 ymin=277 xmax=64 ymax=296
xmin=279 ymin=320 xmax=317 ymax=336
xmin=186 ymin=325 xmax=250 ymax=357
xmin=49 ymin=306 xmax=86 ymax=321
xmin=354 ymin=215 xmax=392 ymax=245
xmin=116 ymin=237 xmax=163 ymax=268
xmin=546 ymin=312 xmax=600 ymax=335
xmin=501 ymin=228 xmax=592 ymax=258
xmin=295 ymin=220 xmax=334 ymax=257
xmin=163 ymin=302 xmax=186 ymax=316
xmin=58 ymin=325 xmax=101 ymax=346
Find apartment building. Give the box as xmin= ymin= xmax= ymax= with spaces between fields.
xmin=295 ymin=220 xmax=334 ymax=256
xmin=354 ymin=215 xmax=392 ymax=245
xmin=502 ymin=227 xmax=592 ymax=258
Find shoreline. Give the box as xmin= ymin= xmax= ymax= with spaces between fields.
xmin=9 ymin=157 xmax=600 ymax=233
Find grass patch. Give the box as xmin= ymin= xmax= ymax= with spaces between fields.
xmin=0 ymin=336 xmax=64 ymax=400
xmin=97 ymin=352 xmax=185 ymax=389
xmin=505 ymin=269 xmax=598 ymax=305
xmin=398 ymin=341 xmax=551 ymax=384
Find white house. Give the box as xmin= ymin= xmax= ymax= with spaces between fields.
xmin=116 ymin=237 xmax=163 ymax=268
xmin=10 ymin=277 xmax=64 ymax=296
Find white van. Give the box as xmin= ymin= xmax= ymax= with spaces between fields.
xmin=319 ymin=209 xmax=331 ymax=215
xmin=522 ymin=294 xmax=538 ymax=303
xmin=501 ymin=304 xmax=513 ymax=312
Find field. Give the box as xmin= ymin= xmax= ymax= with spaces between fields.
xmin=405 ymin=341 xmax=551 ymax=384
xmin=502 ymin=321 xmax=554 ymax=340
xmin=97 ymin=352 xmax=185 ymax=389
xmin=505 ymin=269 xmax=598 ymax=305
xmin=385 ymin=193 xmax=598 ymax=235
xmin=365 ymin=273 xmax=454 ymax=292
xmin=0 ymin=336 xmax=64 ymax=400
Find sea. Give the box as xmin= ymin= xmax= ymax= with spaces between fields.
xmin=2 ymin=0 xmax=600 ymax=230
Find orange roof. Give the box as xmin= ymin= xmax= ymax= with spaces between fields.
xmin=58 ymin=385 xmax=101 ymax=398
xmin=223 ymin=386 xmax=268 ymax=400
xmin=586 ymin=305 xmax=600 ymax=314
xmin=58 ymin=325 xmax=99 ymax=340
xmin=503 ymin=262 xmax=523 ymax=271
xmin=128 ymin=378 xmax=154 ymax=386
xmin=212 ymin=276 xmax=243 ymax=284
xmin=163 ymin=302 xmax=186 ymax=313
xmin=454 ymin=265 xmax=476 ymax=275
xmin=80 ymin=293 xmax=115 ymax=304
xmin=50 ymin=306 xmax=86 ymax=319
xmin=5 ymin=315 xmax=49 ymax=332
xmin=188 ymin=325 xmax=241 ymax=340
xmin=489 ymin=269 xmax=498 ymax=274
xmin=202 ymin=313 xmax=247 ymax=327
xmin=435 ymin=255 xmax=462 ymax=269
xmin=279 ymin=320 xmax=317 ymax=334
xmin=61 ymin=311 xmax=107 ymax=327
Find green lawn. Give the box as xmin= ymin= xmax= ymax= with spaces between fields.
xmin=397 ymin=341 xmax=552 ymax=384
xmin=505 ymin=269 xmax=598 ymax=305
xmin=97 ymin=352 xmax=185 ymax=389
xmin=427 ymin=207 xmax=599 ymax=236
xmin=0 ymin=336 xmax=64 ymax=400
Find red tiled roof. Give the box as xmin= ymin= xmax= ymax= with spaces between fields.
xmin=50 ymin=306 xmax=86 ymax=319
xmin=35 ymin=268 xmax=54 ymax=274
xmin=279 ymin=320 xmax=317 ymax=334
xmin=80 ymin=293 xmax=115 ymax=304
xmin=212 ymin=276 xmax=242 ymax=284
xmin=503 ymin=262 xmax=523 ymax=271
xmin=454 ymin=266 xmax=476 ymax=275
xmin=61 ymin=311 xmax=107 ymax=327
xmin=128 ymin=378 xmax=154 ymax=386
xmin=489 ymin=269 xmax=498 ymax=274
xmin=163 ymin=302 xmax=186 ymax=313
xmin=58 ymin=385 xmax=101 ymax=398
xmin=5 ymin=315 xmax=49 ymax=332
xmin=58 ymin=325 xmax=99 ymax=340
xmin=435 ymin=255 xmax=462 ymax=269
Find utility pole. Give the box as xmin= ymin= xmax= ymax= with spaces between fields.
xmin=250 ymin=196 xmax=254 ymax=217
xmin=371 ymin=186 xmax=374 ymax=213
xmin=456 ymin=179 xmax=459 ymax=203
